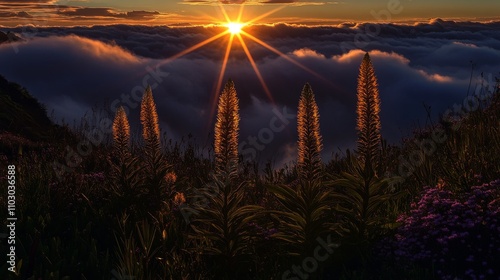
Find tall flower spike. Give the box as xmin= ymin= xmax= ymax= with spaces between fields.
xmin=356 ymin=53 xmax=382 ymax=175
xmin=214 ymin=79 xmax=240 ymax=174
xmin=112 ymin=106 xmax=131 ymax=156
xmin=140 ymin=85 xmax=167 ymax=210
xmin=140 ymin=85 xmax=160 ymax=148
xmin=297 ymin=83 xmax=323 ymax=180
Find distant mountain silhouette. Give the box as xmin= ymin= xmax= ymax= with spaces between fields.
xmin=0 ymin=31 xmax=21 ymax=44
xmin=0 ymin=75 xmax=69 ymax=156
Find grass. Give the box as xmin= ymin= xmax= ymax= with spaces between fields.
xmin=0 ymin=76 xmax=499 ymax=279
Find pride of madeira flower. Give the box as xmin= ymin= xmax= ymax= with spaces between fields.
xmin=112 ymin=106 xmax=131 ymax=159
xmin=297 ymin=83 xmax=323 ymax=180
xmin=214 ymin=79 xmax=240 ymax=174
xmin=140 ymin=86 xmax=167 ymax=208
xmin=356 ymin=53 xmax=382 ymax=175
xmin=140 ymin=85 xmax=161 ymax=149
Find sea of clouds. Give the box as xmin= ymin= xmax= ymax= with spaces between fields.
xmin=1 ymin=19 xmax=499 ymax=165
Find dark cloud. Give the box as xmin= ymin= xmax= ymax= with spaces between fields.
xmin=259 ymin=0 xmax=295 ymax=3
xmin=58 ymin=8 xmax=115 ymax=17
xmin=0 ymin=12 xmax=14 ymax=17
xmin=0 ymin=21 xmax=498 ymax=165
xmin=257 ymin=0 xmax=329 ymax=4
xmin=0 ymin=3 xmax=163 ymax=24
xmin=181 ymin=0 xmax=211 ymax=3
xmin=0 ymin=0 xmax=54 ymax=2
xmin=57 ymin=8 xmax=161 ymax=20
xmin=181 ymin=0 xmax=247 ymax=3
xmin=125 ymin=11 xmax=161 ymax=20
xmin=220 ymin=0 xmax=247 ymax=4
xmin=16 ymin=11 xmax=31 ymax=17
xmin=0 ymin=11 xmax=31 ymax=17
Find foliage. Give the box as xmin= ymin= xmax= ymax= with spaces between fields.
xmin=113 ymin=216 xmax=158 ymax=280
xmin=329 ymin=157 xmax=398 ymax=242
xmin=189 ymin=170 xmax=263 ymax=279
xmin=1 ymin=71 xmax=499 ymax=279
xmin=267 ymin=179 xmax=333 ymax=256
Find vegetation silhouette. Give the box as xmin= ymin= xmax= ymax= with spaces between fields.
xmin=1 ymin=60 xmax=499 ymax=279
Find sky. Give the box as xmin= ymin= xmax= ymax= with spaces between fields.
xmin=0 ymin=2 xmax=499 ymax=166
xmin=0 ymin=0 xmax=500 ymax=26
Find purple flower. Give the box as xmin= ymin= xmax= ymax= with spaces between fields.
xmin=376 ymin=179 xmax=500 ymax=279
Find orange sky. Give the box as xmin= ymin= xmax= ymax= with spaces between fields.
xmin=1 ymin=0 xmax=499 ymax=27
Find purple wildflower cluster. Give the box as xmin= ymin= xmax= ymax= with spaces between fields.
xmin=80 ymin=172 xmax=106 ymax=182
xmin=248 ymin=222 xmax=278 ymax=240
xmin=378 ymin=180 xmax=500 ymax=279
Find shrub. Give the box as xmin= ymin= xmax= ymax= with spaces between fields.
xmin=378 ymin=180 xmax=500 ymax=279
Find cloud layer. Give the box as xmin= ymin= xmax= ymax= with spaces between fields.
xmin=0 ymin=0 xmax=169 ymax=26
xmin=0 ymin=20 xmax=499 ymax=165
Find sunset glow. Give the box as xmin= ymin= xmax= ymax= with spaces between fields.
xmin=1 ymin=0 xmax=500 ymax=279
xmin=92 ymin=2 xmax=327 ymax=127
xmin=0 ymin=0 xmax=499 ymax=26
xmin=198 ymin=3 xmax=322 ymax=126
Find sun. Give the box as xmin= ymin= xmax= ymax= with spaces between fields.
xmin=227 ymin=22 xmax=244 ymax=34
xmin=155 ymin=3 xmax=323 ymax=130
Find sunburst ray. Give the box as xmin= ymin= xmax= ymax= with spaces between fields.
xmin=208 ymin=33 xmax=236 ymax=130
xmin=241 ymin=30 xmax=327 ymax=82
xmin=158 ymin=30 xmax=230 ymax=68
xmin=237 ymin=33 xmax=274 ymax=103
